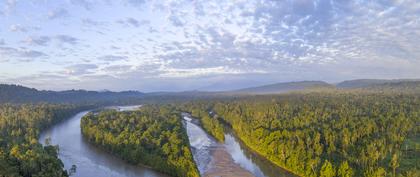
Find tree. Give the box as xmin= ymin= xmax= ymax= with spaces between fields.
xmin=390 ymin=153 xmax=399 ymax=177
xmin=0 ymin=104 xmax=88 ymax=177
xmin=365 ymin=167 xmax=387 ymax=177
xmin=337 ymin=161 xmax=353 ymax=177
xmin=320 ymin=160 xmax=335 ymax=177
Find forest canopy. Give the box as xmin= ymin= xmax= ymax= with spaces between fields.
xmin=80 ymin=105 xmax=199 ymax=177
xmin=0 ymin=104 xmax=90 ymax=177
xmin=179 ymin=91 xmax=420 ymax=177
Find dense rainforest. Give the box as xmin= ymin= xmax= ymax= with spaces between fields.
xmin=0 ymin=104 xmax=90 ymax=177
xmin=181 ymin=91 xmax=420 ymax=177
xmin=1 ymin=81 xmax=420 ymax=177
xmin=80 ymin=105 xmax=199 ymax=177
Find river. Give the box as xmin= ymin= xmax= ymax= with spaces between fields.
xmin=39 ymin=106 xmax=168 ymax=177
xmin=182 ymin=113 xmax=295 ymax=177
xmin=39 ymin=106 xmax=294 ymax=177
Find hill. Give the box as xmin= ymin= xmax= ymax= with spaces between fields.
xmin=364 ymin=81 xmax=420 ymax=93
xmin=0 ymin=84 xmax=145 ymax=104
xmin=336 ymin=79 xmax=420 ymax=89
xmin=230 ymin=81 xmax=333 ymax=94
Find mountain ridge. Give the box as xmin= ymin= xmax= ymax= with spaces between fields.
xmin=2 ymin=78 xmax=420 ymax=104
xmin=336 ymin=78 xmax=420 ymax=88
xmin=230 ymin=80 xmax=333 ymax=94
xmin=0 ymin=84 xmax=145 ymax=104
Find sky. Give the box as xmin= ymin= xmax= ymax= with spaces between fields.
xmin=1 ymin=0 xmax=420 ymax=92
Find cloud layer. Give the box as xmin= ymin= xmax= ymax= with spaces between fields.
xmin=1 ymin=0 xmax=420 ymax=91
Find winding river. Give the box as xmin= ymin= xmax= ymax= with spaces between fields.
xmin=39 ymin=106 xmax=294 ymax=177
xmin=39 ymin=106 xmax=168 ymax=177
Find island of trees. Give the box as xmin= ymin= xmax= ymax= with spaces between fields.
xmin=80 ymin=105 xmax=199 ymax=177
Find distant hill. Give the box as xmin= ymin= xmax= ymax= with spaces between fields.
xmin=230 ymin=81 xmax=333 ymax=94
xmin=197 ymin=80 xmax=268 ymax=92
xmin=336 ymin=79 xmax=420 ymax=89
xmin=364 ymin=81 xmax=420 ymax=92
xmin=0 ymin=84 xmax=145 ymax=104
xmin=2 ymin=79 xmax=419 ymax=104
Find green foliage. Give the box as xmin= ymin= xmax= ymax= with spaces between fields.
xmin=320 ymin=160 xmax=335 ymax=177
xmin=400 ymin=137 xmax=420 ymax=173
xmin=181 ymin=91 xmax=420 ymax=177
xmin=0 ymin=104 xmax=88 ymax=177
xmin=337 ymin=161 xmax=353 ymax=177
xmin=390 ymin=153 xmax=399 ymax=177
xmin=201 ymin=114 xmax=225 ymax=142
xmin=80 ymin=105 xmax=199 ymax=177
xmin=364 ymin=167 xmax=387 ymax=177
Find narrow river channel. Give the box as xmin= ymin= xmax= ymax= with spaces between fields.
xmin=183 ymin=113 xmax=295 ymax=177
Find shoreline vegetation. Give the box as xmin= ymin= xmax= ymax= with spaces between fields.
xmin=80 ymin=105 xmax=199 ymax=177
xmin=180 ymin=104 xmax=301 ymax=177
xmin=182 ymin=113 xmax=258 ymax=177
xmin=180 ymin=105 xmax=225 ymax=142
xmin=184 ymin=109 xmax=225 ymax=142
xmin=0 ymin=104 xmax=91 ymax=177
xmin=225 ymin=126 xmax=299 ymax=177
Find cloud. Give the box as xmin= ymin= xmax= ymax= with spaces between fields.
xmin=23 ymin=36 xmax=51 ymax=46
xmin=3 ymin=0 xmax=420 ymax=91
xmin=2 ymin=0 xmax=17 ymax=14
xmin=127 ymin=0 xmax=146 ymax=7
xmin=116 ymin=17 xmax=149 ymax=27
xmin=64 ymin=64 xmax=98 ymax=75
xmin=0 ymin=47 xmax=48 ymax=61
xmin=0 ymin=39 xmax=5 ymax=45
xmin=55 ymin=35 xmax=79 ymax=45
xmin=82 ymin=18 xmax=106 ymax=26
xmin=48 ymin=8 xmax=69 ymax=19
xmin=22 ymin=35 xmax=80 ymax=46
xmin=6 ymin=73 xmax=69 ymax=86
xmin=168 ymin=15 xmax=185 ymax=27
xmin=70 ymin=0 xmax=93 ymax=10
xmin=102 ymin=65 xmax=133 ymax=75
xmin=9 ymin=24 xmax=27 ymax=32
xmin=20 ymin=50 xmax=47 ymax=58
xmin=97 ymin=55 xmax=128 ymax=61
xmin=157 ymin=66 xmax=266 ymax=78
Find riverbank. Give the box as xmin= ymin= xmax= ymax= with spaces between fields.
xmin=183 ymin=113 xmax=256 ymax=177
xmin=225 ymin=129 xmax=298 ymax=177
xmin=39 ymin=107 xmax=169 ymax=177
xmin=204 ymin=145 xmax=254 ymax=177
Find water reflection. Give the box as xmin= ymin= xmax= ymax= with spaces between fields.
xmin=183 ymin=114 xmax=217 ymax=174
xmin=224 ymin=133 xmax=266 ymax=177
xmin=224 ymin=131 xmax=295 ymax=177
xmin=183 ymin=113 xmax=295 ymax=177
xmin=39 ymin=106 xmax=167 ymax=177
